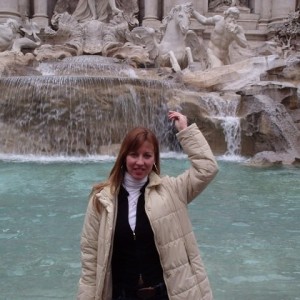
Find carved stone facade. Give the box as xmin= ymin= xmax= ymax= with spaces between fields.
xmin=0 ymin=0 xmax=56 ymax=27
xmin=141 ymin=0 xmax=298 ymax=48
xmin=0 ymin=0 xmax=298 ymax=43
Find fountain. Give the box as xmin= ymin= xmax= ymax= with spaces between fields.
xmin=0 ymin=2 xmax=299 ymax=164
xmin=1 ymin=2 xmax=300 ymax=300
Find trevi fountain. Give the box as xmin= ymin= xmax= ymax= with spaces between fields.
xmin=0 ymin=0 xmax=299 ymax=299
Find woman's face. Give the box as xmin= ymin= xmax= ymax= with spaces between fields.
xmin=125 ymin=141 xmax=155 ymax=180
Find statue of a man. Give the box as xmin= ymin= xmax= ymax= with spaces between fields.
xmin=0 ymin=19 xmax=21 ymax=52
xmin=73 ymin=0 xmax=123 ymax=23
xmin=192 ymin=6 xmax=248 ymax=68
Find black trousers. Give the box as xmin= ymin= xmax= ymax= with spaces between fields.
xmin=112 ymin=282 xmax=169 ymax=300
xmin=113 ymin=295 xmax=168 ymax=300
xmin=113 ymin=294 xmax=169 ymax=300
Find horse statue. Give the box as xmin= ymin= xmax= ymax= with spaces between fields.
xmin=128 ymin=3 xmax=195 ymax=72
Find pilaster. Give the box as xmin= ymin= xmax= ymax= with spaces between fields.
xmin=142 ymin=0 xmax=160 ymax=28
xmin=271 ymin=0 xmax=297 ymax=23
xmin=0 ymin=0 xmax=20 ymax=23
xmin=256 ymin=0 xmax=272 ymax=31
xmin=32 ymin=0 xmax=48 ymax=28
xmin=18 ymin=0 xmax=30 ymax=19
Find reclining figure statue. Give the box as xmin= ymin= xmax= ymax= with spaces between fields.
xmin=0 ymin=18 xmax=41 ymax=54
xmin=0 ymin=19 xmax=21 ymax=52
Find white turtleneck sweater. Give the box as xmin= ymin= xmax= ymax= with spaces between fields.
xmin=122 ymin=172 xmax=148 ymax=231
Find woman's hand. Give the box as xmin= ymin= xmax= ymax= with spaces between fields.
xmin=168 ymin=111 xmax=188 ymax=132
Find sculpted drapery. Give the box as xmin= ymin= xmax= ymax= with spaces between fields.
xmin=208 ymin=0 xmax=249 ymax=11
xmin=73 ymin=0 xmax=122 ymax=23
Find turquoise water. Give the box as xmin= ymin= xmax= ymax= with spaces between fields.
xmin=0 ymin=157 xmax=299 ymax=300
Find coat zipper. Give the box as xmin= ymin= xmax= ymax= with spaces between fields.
xmin=133 ymin=230 xmax=144 ymax=286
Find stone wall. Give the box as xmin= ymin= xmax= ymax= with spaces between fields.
xmin=0 ymin=1 xmax=298 ymax=29
xmin=0 ymin=0 xmax=297 ymax=49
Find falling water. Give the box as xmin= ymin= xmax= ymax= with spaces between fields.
xmin=201 ymin=93 xmax=242 ymax=157
xmin=0 ymin=56 xmax=248 ymax=158
xmin=36 ymin=56 xmax=138 ymax=77
xmin=0 ymin=56 xmax=178 ymax=155
xmin=221 ymin=116 xmax=241 ymax=156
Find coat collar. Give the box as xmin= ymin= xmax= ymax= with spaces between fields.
xmin=147 ymin=171 xmax=162 ymax=187
xmin=95 ymin=171 xmax=161 ymax=210
xmin=96 ymin=186 xmax=114 ymax=212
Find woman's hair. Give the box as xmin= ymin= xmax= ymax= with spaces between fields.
xmin=91 ymin=127 xmax=160 ymax=213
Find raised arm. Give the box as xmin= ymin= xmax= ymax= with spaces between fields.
xmin=166 ymin=112 xmax=218 ymax=204
xmin=192 ymin=9 xmax=221 ymax=25
xmin=168 ymin=110 xmax=188 ymax=132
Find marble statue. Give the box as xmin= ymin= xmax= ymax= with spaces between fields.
xmin=13 ymin=19 xmax=41 ymax=54
xmin=209 ymin=0 xmax=231 ymax=10
xmin=82 ymin=11 xmax=139 ymax=54
xmin=0 ymin=19 xmax=21 ymax=52
xmin=0 ymin=18 xmax=41 ymax=54
xmin=209 ymin=0 xmax=250 ymax=13
xmin=40 ymin=11 xmax=84 ymax=58
xmin=73 ymin=0 xmax=123 ymax=23
xmin=192 ymin=6 xmax=248 ymax=68
xmin=128 ymin=3 xmax=195 ymax=72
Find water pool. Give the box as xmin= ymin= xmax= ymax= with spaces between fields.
xmin=0 ymin=157 xmax=299 ymax=300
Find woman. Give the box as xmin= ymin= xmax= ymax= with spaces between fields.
xmin=77 ymin=111 xmax=218 ymax=300
xmin=73 ymin=0 xmax=122 ymax=23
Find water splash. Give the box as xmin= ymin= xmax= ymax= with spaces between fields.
xmin=201 ymin=93 xmax=242 ymax=157
xmin=36 ymin=56 xmax=134 ymax=77
xmin=0 ymin=75 xmax=177 ymax=155
xmin=221 ymin=116 xmax=241 ymax=156
xmin=0 ymin=151 xmax=187 ymax=163
xmin=0 ymin=55 xmax=248 ymax=158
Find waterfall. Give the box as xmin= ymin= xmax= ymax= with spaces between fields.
xmin=221 ymin=116 xmax=241 ymax=156
xmin=0 ymin=56 xmax=178 ymax=156
xmin=0 ymin=54 xmax=245 ymax=158
xmin=201 ymin=93 xmax=242 ymax=157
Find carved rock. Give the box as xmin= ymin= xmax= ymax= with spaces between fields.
xmin=181 ymin=55 xmax=287 ymax=91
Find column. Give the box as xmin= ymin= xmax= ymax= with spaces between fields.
xmin=18 ymin=0 xmax=30 ymax=19
xmin=0 ymin=0 xmax=20 ymax=22
xmin=271 ymin=0 xmax=296 ymax=22
xmin=257 ymin=0 xmax=272 ymax=30
xmin=32 ymin=0 xmax=48 ymax=28
xmin=143 ymin=0 xmax=159 ymax=27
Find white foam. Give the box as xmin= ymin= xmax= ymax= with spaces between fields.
xmin=217 ymin=154 xmax=247 ymax=162
xmin=0 ymin=153 xmax=115 ymax=163
xmin=0 ymin=152 xmax=188 ymax=163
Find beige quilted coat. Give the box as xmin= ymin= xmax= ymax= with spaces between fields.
xmin=77 ymin=123 xmax=218 ymax=300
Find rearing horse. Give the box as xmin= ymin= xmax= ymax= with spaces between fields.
xmin=156 ymin=3 xmax=194 ymax=72
xmin=129 ymin=3 xmax=194 ymax=72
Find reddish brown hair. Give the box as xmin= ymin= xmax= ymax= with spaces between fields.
xmin=91 ymin=127 xmax=160 ymax=212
